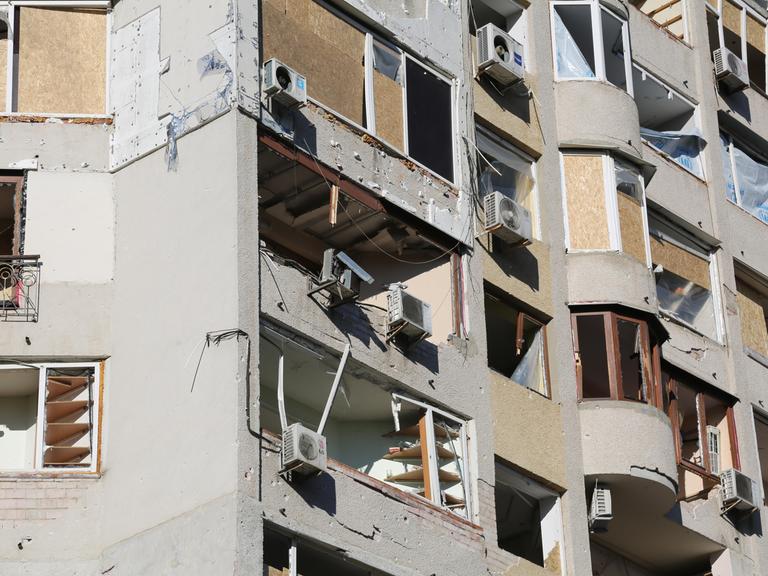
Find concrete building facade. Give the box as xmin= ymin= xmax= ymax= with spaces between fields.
xmin=0 ymin=0 xmax=767 ymax=575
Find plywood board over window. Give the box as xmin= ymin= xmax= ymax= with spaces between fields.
xmin=617 ymin=193 xmax=646 ymax=263
xmin=563 ymin=155 xmax=610 ymax=250
xmin=747 ymin=13 xmax=766 ymax=91
xmin=16 ymin=8 xmax=106 ymax=114
xmin=736 ymin=280 xmax=768 ymax=358
xmin=649 ymin=236 xmax=710 ymax=289
xmin=262 ymin=0 xmax=365 ymax=125
xmin=373 ymin=69 xmax=404 ymax=150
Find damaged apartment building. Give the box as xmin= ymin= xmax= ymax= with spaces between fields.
xmin=2 ymin=0 xmax=768 ymax=575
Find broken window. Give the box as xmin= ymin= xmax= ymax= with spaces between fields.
xmin=721 ymin=131 xmax=768 ymax=225
xmin=562 ymin=152 xmax=650 ymax=265
xmin=0 ymin=5 xmax=108 ymax=115
xmin=0 ymin=174 xmax=23 ymax=255
xmin=632 ymin=65 xmax=705 ymax=179
xmin=476 ymin=126 xmax=538 ymax=238
xmin=707 ymin=0 xmax=767 ymax=92
xmin=630 ymin=0 xmax=688 ymax=41
xmin=571 ymin=310 xmax=660 ymax=406
xmin=552 ymin=1 xmax=633 ymax=93
xmin=494 ymin=462 xmax=563 ymax=570
xmin=753 ymin=411 xmax=768 ymax=506
xmin=648 ymin=214 xmax=720 ymax=340
xmin=264 ymin=527 xmax=389 ymax=576
xmin=484 ymin=287 xmax=550 ymax=398
xmin=261 ymin=0 xmax=456 ymax=183
xmin=0 ymin=362 xmax=101 ymax=472
xmin=735 ymin=264 xmax=768 ymax=363
xmin=259 ymin=327 xmax=473 ymax=519
xmin=665 ymin=365 xmax=739 ymax=487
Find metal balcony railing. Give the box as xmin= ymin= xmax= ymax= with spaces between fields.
xmin=0 ymin=255 xmax=42 ymax=322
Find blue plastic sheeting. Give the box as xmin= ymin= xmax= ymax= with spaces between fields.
xmin=722 ymin=134 xmax=768 ymax=224
xmin=641 ymin=127 xmax=705 ymax=179
xmin=554 ymin=9 xmax=595 ymax=79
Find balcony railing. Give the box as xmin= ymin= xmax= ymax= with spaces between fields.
xmin=0 ymin=255 xmax=42 ymax=322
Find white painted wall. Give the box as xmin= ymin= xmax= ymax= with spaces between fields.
xmin=0 ymin=394 xmax=37 ymax=470
xmin=24 ymin=171 xmax=114 ymax=283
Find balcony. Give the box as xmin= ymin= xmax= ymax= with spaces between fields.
xmin=0 ymin=255 xmax=42 ymax=322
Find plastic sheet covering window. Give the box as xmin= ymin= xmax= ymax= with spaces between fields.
xmin=476 ymin=129 xmax=534 ymax=204
xmin=721 ymin=134 xmax=738 ymax=204
xmin=641 ymin=127 xmax=705 ymax=179
xmin=553 ymin=6 xmax=596 ymax=79
xmin=729 ymin=139 xmax=768 ymax=224
xmin=511 ymin=326 xmax=547 ymax=396
xmin=372 ymin=40 xmax=402 ymax=84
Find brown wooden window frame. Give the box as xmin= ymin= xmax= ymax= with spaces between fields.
xmin=664 ymin=367 xmax=740 ymax=482
xmin=571 ymin=310 xmax=661 ymax=408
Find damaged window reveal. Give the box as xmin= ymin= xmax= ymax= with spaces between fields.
xmin=259 ymin=327 xmax=473 ymax=519
xmin=0 ymin=4 xmax=108 ymax=115
xmin=261 ymin=0 xmax=456 ymax=182
xmin=571 ymin=310 xmax=663 ymax=407
xmin=0 ymin=362 xmax=101 ymax=472
xmin=484 ymin=287 xmax=550 ymax=398
xmin=648 ymin=213 xmax=721 ymax=340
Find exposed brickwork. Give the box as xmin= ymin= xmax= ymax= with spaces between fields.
xmin=0 ymin=479 xmax=90 ymax=522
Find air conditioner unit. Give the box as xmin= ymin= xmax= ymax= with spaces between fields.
xmin=714 ymin=48 xmax=749 ymax=92
xmin=484 ymin=191 xmax=532 ymax=246
xmin=720 ymin=468 xmax=758 ymax=511
xmin=311 ymin=248 xmax=374 ymax=305
xmin=477 ymin=23 xmax=525 ymax=86
xmin=282 ymin=422 xmax=327 ymax=477
xmin=263 ymin=58 xmax=307 ymax=108
xmin=706 ymin=425 xmax=721 ymax=476
xmin=387 ymin=287 xmax=432 ymax=345
xmin=588 ymin=487 xmax=613 ymax=532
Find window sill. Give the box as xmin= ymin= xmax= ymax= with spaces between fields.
xmin=657 ymin=310 xmax=723 ymax=347
xmin=489 ymin=368 xmax=551 ymax=400
xmin=0 ymin=470 xmax=101 ymax=480
xmin=0 ymin=114 xmax=113 ymax=125
xmin=745 ymin=347 xmax=768 ymax=369
xmin=642 ymin=141 xmax=706 ymax=184
xmin=260 ymin=428 xmax=483 ymax=534
xmin=725 ymin=197 xmax=768 ymax=228
xmin=678 ymin=461 xmax=719 ymax=501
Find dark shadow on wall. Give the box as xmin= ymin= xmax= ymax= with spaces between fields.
xmin=723 ymin=90 xmax=752 ymax=124
xmin=485 ymin=236 xmax=540 ymax=293
xmin=477 ymin=75 xmax=532 ymax=125
xmin=294 ymin=471 xmax=338 ymax=516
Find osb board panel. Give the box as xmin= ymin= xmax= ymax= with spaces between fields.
xmin=649 ymin=236 xmax=710 ymax=289
xmin=736 ymin=283 xmax=768 ymax=356
xmin=0 ymin=38 xmax=6 ymax=109
xmin=748 ymin=13 xmax=766 ymax=52
xmin=723 ymin=0 xmax=743 ymax=35
xmin=374 ymin=70 xmax=403 ymax=151
xmin=262 ymin=0 xmax=365 ymax=125
xmin=17 ymin=8 xmax=106 ymax=114
xmin=564 ymin=155 xmax=610 ymax=250
xmin=617 ymin=193 xmax=646 ymax=264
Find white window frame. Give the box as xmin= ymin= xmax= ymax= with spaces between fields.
xmin=391 ymin=392 xmax=474 ymax=521
xmin=310 ymin=0 xmax=458 ymax=186
xmin=0 ymin=0 xmax=111 ymax=117
xmin=0 ymin=361 xmax=101 ymax=474
xmin=721 ymin=130 xmax=768 ymax=223
xmin=550 ymin=0 xmax=634 ymax=95
xmin=711 ymin=0 xmax=768 ymax=93
xmin=648 ymin=214 xmax=725 ymax=342
xmin=560 ymin=151 xmax=651 ymax=266
xmin=632 ymin=63 xmax=706 ymax=180
xmin=475 ymin=125 xmax=540 ymax=239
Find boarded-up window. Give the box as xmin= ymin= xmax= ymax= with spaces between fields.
xmin=16 ymin=8 xmax=106 ymax=114
xmin=563 ymin=154 xmax=609 ymax=250
xmin=735 ymin=274 xmax=768 ymax=359
xmin=615 ymin=161 xmax=647 ymax=264
xmin=372 ymin=40 xmax=403 ymax=150
xmin=722 ymin=0 xmax=744 ymax=58
xmin=261 ymin=0 xmax=365 ymax=126
xmin=649 ymin=216 xmax=717 ymax=338
xmin=747 ymin=13 xmax=766 ymax=92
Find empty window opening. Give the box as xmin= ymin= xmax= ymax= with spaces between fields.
xmin=735 ymin=264 xmax=768 ymax=362
xmin=259 ymin=328 xmax=472 ymax=518
xmin=665 ymin=365 xmax=738 ymax=496
xmin=470 ymin=0 xmax=527 ymax=50
xmin=572 ymin=310 xmax=660 ymax=406
xmin=0 ymin=175 xmax=23 ymax=256
xmin=257 ymin=141 xmax=461 ymax=344
xmin=405 ymin=58 xmax=454 ymax=181
xmin=632 ymin=66 xmax=705 ymax=178
xmin=753 ymin=412 xmax=768 ymax=506
xmin=495 ymin=463 xmax=563 ymax=571
xmin=476 ymin=127 xmax=539 ymax=238
xmin=648 ymin=213 xmax=719 ymax=340
xmin=552 ymin=1 xmax=633 ymax=93
xmin=721 ymin=131 xmax=768 ymax=225
xmin=264 ymin=527 xmax=388 ymax=576
xmin=630 ymin=0 xmax=688 ymax=41
xmin=562 ymin=152 xmax=650 ymax=265
xmin=484 ymin=287 xmax=550 ymax=397
xmin=0 ymin=363 xmax=100 ymax=472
